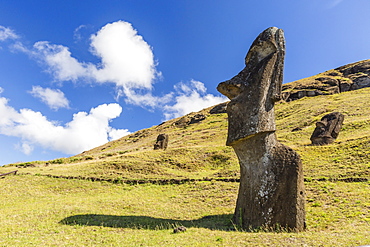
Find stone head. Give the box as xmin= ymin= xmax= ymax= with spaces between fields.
xmin=310 ymin=112 xmax=344 ymax=145
xmin=217 ymin=27 xmax=285 ymax=145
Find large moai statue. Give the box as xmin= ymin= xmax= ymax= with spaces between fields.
xmin=217 ymin=27 xmax=306 ymax=231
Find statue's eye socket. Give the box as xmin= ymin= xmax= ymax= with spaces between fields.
xmin=316 ymin=122 xmax=326 ymax=128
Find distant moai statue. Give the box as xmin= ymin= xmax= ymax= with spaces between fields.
xmin=217 ymin=27 xmax=306 ymax=231
xmin=310 ymin=112 xmax=344 ymax=145
xmin=154 ymin=134 xmax=169 ymax=150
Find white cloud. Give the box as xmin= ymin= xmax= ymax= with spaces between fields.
xmin=0 ymin=97 xmax=130 ymax=155
xmin=163 ymin=80 xmax=227 ymax=120
xmin=0 ymin=87 xmax=3 ymax=94
xmin=9 ymin=21 xmax=226 ymax=122
xmin=29 ymin=86 xmax=70 ymax=110
xmin=73 ymin=25 xmax=87 ymax=42
xmin=16 ymin=142 xmax=34 ymax=155
xmin=0 ymin=97 xmax=19 ymax=127
xmin=119 ymin=87 xmax=173 ymax=108
xmin=0 ymin=26 xmax=18 ymax=41
xmin=108 ymin=128 xmax=131 ymax=141
xmin=33 ymin=41 xmax=87 ymax=81
xmin=15 ymin=21 xmax=160 ymax=107
xmin=89 ymin=21 xmax=157 ymax=90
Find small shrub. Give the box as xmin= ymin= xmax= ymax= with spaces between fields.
xmin=49 ymin=159 xmax=65 ymax=164
xmin=84 ymin=156 xmax=94 ymax=160
xmin=68 ymin=157 xmax=82 ymax=163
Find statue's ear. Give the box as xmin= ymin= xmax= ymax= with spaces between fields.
xmin=270 ymin=53 xmax=284 ymax=102
xmin=270 ymin=29 xmax=285 ymax=103
xmin=271 ymin=78 xmax=282 ymax=102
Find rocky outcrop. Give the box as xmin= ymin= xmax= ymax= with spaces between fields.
xmin=209 ymin=102 xmax=227 ymax=114
xmin=282 ymin=59 xmax=370 ymax=101
xmin=174 ymin=113 xmax=206 ymax=127
xmin=217 ymin=27 xmax=305 ymax=231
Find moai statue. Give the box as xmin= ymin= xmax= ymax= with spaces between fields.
xmin=217 ymin=27 xmax=305 ymax=231
xmin=154 ymin=134 xmax=169 ymax=150
xmin=310 ymin=112 xmax=344 ymax=145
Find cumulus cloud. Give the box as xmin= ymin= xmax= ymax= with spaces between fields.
xmin=0 ymin=25 xmax=18 ymax=41
xmin=15 ymin=21 xmax=160 ymax=107
xmin=0 ymin=96 xmax=130 ymax=155
xmin=163 ymin=80 xmax=227 ymax=120
xmin=32 ymin=41 xmax=88 ymax=81
xmin=89 ymin=21 xmax=157 ymax=90
xmin=108 ymin=128 xmax=130 ymax=141
xmin=29 ymin=86 xmax=70 ymax=110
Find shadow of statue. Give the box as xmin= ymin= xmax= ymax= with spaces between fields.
xmin=60 ymin=214 xmax=234 ymax=231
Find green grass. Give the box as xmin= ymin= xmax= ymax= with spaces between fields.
xmin=0 ymin=176 xmax=369 ymax=246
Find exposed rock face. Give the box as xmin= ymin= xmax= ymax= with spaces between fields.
xmin=282 ymin=59 xmax=370 ymax=102
xmin=310 ymin=112 xmax=344 ymax=145
xmin=209 ymin=102 xmax=228 ymax=114
xmin=189 ymin=114 xmax=206 ymax=124
xmin=154 ymin=134 xmax=169 ymax=150
xmin=217 ymin=27 xmax=305 ymax=231
xmin=174 ymin=113 xmax=206 ymax=127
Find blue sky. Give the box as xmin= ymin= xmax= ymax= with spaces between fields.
xmin=1 ymin=0 xmax=370 ymax=165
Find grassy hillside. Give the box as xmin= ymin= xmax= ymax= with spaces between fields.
xmin=3 ymin=87 xmax=370 ymax=182
xmin=0 ymin=84 xmax=369 ymax=246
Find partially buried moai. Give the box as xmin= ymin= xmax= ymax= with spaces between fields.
xmin=217 ymin=27 xmax=305 ymax=231
xmin=154 ymin=134 xmax=169 ymax=150
xmin=310 ymin=112 xmax=344 ymax=145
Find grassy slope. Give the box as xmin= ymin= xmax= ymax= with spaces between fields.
xmin=0 ymin=176 xmax=368 ymax=246
xmin=0 ymin=87 xmax=369 ymax=246
xmin=3 ymin=87 xmax=370 ymax=181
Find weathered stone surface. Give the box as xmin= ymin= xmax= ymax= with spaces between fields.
xmin=337 ymin=59 xmax=370 ymax=76
xmin=232 ymin=133 xmax=305 ymax=231
xmin=189 ymin=113 xmax=206 ymax=124
xmin=173 ymin=226 xmax=187 ymax=233
xmin=154 ymin=134 xmax=169 ymax=150
xmin=174 ymin=113 xmax=206 ymax=127
xmin=217 ymin=27 xmax=284 ymax=146
xmin=217 ymin=27 xmax=305 ymax=231
xmin=310 ymin=112 xmax=344 ymax=145
xmin=209 ymin=102 xmax=228 ymax=114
